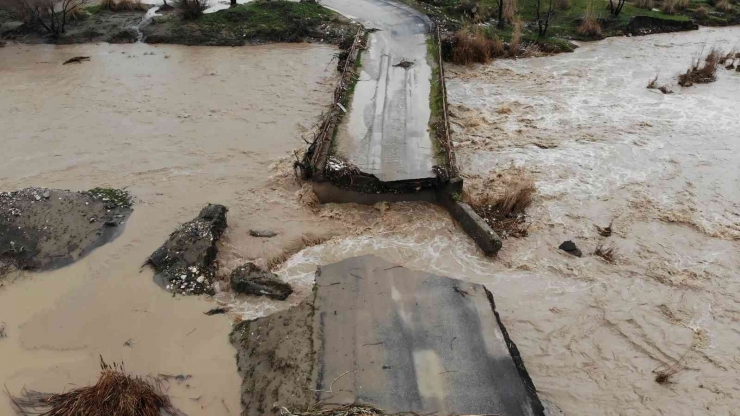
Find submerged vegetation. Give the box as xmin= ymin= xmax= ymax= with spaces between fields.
xmin=465 ymin=177 xmax=536 ymax=238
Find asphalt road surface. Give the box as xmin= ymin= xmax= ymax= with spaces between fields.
xmin=323 ymin=0 xmax=437 ymax=182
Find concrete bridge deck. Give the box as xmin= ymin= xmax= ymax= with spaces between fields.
xmin=323 ymin=0 xmax=437 ymax=182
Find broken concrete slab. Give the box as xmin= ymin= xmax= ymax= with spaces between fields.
xmin=230 ymin=262 xmax=293 ymax=301
xmin=230 ymin=255 xmax=544 ymax=416
xmin=147 ymin=204 xmax=227 ymax=295
xmin=0 ymin=187 xmax=133 ymax=277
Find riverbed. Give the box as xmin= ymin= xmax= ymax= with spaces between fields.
xmin=1 ymin=27 xmax=739 ymax=416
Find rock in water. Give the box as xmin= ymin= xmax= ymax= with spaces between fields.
xmin=230 ymin=262 xmax=292 ymax=300
xmin=148 ymin=204 xmax=227 ymax=295
xmin=249 ymin=229 xmax=277 ymax=238
xmin=559 ymin=240 xmax=582 ymax=257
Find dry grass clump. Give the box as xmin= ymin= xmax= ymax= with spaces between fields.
xmin=675 ymin=0 xmax=690 ymax=10
xmin=635 ymin=0 xmax=653 ymax=9
xmin=716 ymin=0 xmax=734 ymax=12
xmin=678 ymin=47 xmax=721 ymax=87
xmin=695 ymin=5 xmax=708 ymax=16
xmin=578 ymin=7 xmax=602 ymax=37
xmin=10 ymin=358 xmax=178 ymax=416
xmin=509 ymin=19 xmax=522 ymax=57
xmin=594 ymin=243 xmax=618 ymax=263
xmin=465 ymin=176 xmax=536 ymax=239
xmin=452 ymin=27 xmax=492 ymax=65
xmin=266 ymin=235 xmax=330 ymax=270
xmin=662 ymin=0 xmax=677 ymax=14
xmin=503 ymin=0 xmax=517 ymax=23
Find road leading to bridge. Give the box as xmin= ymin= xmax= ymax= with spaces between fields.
xmin=323 ymin=0 xmax=436 ymax=182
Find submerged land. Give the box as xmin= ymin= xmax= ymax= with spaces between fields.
xmin=1 ymin=0 xmax=740 ymax=414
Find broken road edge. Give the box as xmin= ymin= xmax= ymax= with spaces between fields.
xmin=298 ymin=25 xmax=502 ymax=257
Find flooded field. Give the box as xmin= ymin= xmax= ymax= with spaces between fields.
xmin=1 ymin=26 xmax=739 ymax=416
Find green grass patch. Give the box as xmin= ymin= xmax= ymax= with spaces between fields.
xmin=145 ymin=0 xmax=355 ymax=46
xmin=427 ymin=35 xmax=450 ymax=167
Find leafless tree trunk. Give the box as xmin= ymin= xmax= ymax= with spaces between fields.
xmin=608 ymin=0 xmax=626 ymax=16
xmin=536 ymin=0 xmax=555 ymax=36
xmin=497 ymin=0 xmax=505 ymax=29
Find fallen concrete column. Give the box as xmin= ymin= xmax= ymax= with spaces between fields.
xmin=231 ymin=255 xmax=543 ymax=415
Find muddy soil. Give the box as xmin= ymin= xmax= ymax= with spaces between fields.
xmin=0 ymin=187 xmax=132 ymax=278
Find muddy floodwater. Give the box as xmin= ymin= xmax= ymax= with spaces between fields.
xmin=1 ymin=27 xmax=739 ymax=416
xmin=276 ymin=27 xmax=740 ymax=415
xmin=0 ymin=42 xmax=342 ymax=415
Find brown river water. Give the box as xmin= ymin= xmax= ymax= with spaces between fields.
xmin=1 ymin=27 xmax=739 ymax=416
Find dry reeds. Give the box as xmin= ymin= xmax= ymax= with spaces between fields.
xmin=678 ymin=47 xmax=721 ymax=87
xmin=716 ymin=0 xmax=734 ymax=12
xmin=675 ymin=0 xmax=689 ymax=10
xmin=503 ymin=0 xmax=517 ymax=24
xmin=662 ymin=0 xmax=677 ymax=14
xmin=509 ymin=19 xmax=522 ymax=57
xmin=647 ymin=74 xmax=659 ymax=89
xmin=452 ymin=27 xmax=492 ymax=65
xmin=466 ymin=179 xmax=536 ymax=239
xmin=10 ymin=357 xmax=179 ymax=416
xmin=578 ymin=6 xmax=602 ymax=37
xmin=635 ymin=0 xmax=653 ymax=9
xmin=594 ymin=243 xmax=618 ymax=263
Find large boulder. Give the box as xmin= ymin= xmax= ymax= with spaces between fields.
xmin=148 ymin=204 xmax=227 ymax=295
xmin=230 ymin=262 xmax=292 ymax=300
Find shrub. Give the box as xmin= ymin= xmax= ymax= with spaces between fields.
xmin=716 ymin=0 xmax=734 ymax=11
xmin=176 ymin=0 xmax=208 ymax=19
xmin=578 ymin=7 xmax=602 ymax=37
xmin=678 ymin=47 xmax=721 ymax=87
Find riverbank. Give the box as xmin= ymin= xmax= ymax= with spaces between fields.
xmin=0 ymin=0 xmax=358 ymax=46
xmin=398 ymin=0 xmax=739 ymax=61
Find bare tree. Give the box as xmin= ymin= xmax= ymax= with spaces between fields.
xmin=535 ymin=0 xmax=555 ymax=36
xmin=497 ymin=0 xmax=505 ymax=28
xmin=0 ymin=0 xmax=89 ymax=38
xmin=607 ymin=0 xmax=626 ymax=16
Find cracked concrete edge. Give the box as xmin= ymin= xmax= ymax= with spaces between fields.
xmin=312 ymin=177 xmax=503 ymax=257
